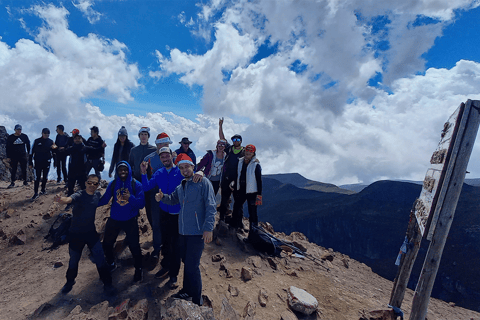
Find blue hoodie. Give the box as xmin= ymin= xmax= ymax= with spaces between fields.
xmin=99 ymin=161 xmax=145 ymax=221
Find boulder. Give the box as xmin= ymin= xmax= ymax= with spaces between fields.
xmin=164 ymin=299 xmax=215 ymax=320
xmin=220 ymin=297 xmax=238 ymax=320
xmin=243 ymin=301 xmax=256 ymax=320
xmin=228 ymin=284 xmax=239 ymax=297
xmin=287 ymin=286 xmax=318 ymax=315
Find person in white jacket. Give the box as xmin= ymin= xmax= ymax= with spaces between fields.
xmin=231 ymin=144 xmax=262 ymax=233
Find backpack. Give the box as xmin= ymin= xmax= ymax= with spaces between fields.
xmin=44 ymin=212 xmax=72 ymax=249
xmin=248 ymin=227 xmax=282 ymax=256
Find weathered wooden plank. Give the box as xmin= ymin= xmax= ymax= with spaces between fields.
xmin=389 ymin=210 xmax=422 ymax=308
xmin=409 ymin=100 xmax=480 ymax=320
xmin=414 ymin=103 xmax=464 ymax=237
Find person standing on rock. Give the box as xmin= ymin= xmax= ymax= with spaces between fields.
xmin=140 ymin=132 xmax=174 ymax=262
xmin=218 ymin=118 xmax=245 ymax=223
xmin=85 ymin=126 xmax=106 ymax=177
xmin=155 ymin=153 xmax=216 ymax=306
xmin=65 ymin=134 xmax=88 ymax=205
xmin=6 ymin=124 xmax=31 ymax=188
xmin=231 ymin=144 xmax=262 ymax=234
xmin=54 ymin=174 xmax=114 ymax=295
xmin=29 ymin=128 xmax=54 ymax=201
xmin=108 ymin=126 xmax=135 ymax=178
xmin=196 ymin=139 xmax=227 ymax=196
xmin=140 ymin=147 xmax=183 ymax=288
xmin=98 ymin=161 xmax=145 ymax=283
xmin=175 ymin=137 xmax=196 ymax=170
xmin=54 ymin=125 xmax=70 ymax=184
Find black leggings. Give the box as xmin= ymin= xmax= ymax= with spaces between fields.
xmin=34 ymin=162 xmax=50 ymax=193
xmin=55 ymin=153 xmax=68 ymax=182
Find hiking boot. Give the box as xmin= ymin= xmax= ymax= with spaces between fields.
xmin=7 ymin=183 xmax=15 ymax=189
xmin=133 ymin=268 xmax=143 ymax=282
xmin=31 ymin=193 xmax=39 ymax=201
xmin=104 ymin=284 xmax=116 ymax=296
xmin=171 ymin=290 xmax=192 ymax=301
xmin=39 ymin=190 xmax=46 ymax=195
xmin=155 ymin=268 xmax=169 ymax=279
xmin=57 ymin=179 xmax=62 ymax=184
xmin=167 ymin=277 xmax=178 ymax=289
xmin=23 ymin=181 xmax=28 ymax=186
xmin=61 ymin=281 xmax=75 ymax=294
xmin=108 ymin=262 xmax=117 ymax=273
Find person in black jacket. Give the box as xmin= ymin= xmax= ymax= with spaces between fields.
xmin=85 ymin=126 xmax=106 ymax=177
xmin=109 ymin=126 xmax=135 ymax=178
xmin=65 ymin=134 xmax=87 ymax=204
xmin=29 ymin=128 xmax=54 ymax=200
xmin=6 ymin=124 xmax=31 ymax=188
xmin=54 ymin=125 xmax=70 ymax=184
xmin=175 ymin=137 xmax=196 ymax=170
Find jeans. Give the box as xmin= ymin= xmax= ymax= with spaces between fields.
xmin=159 ymin=209 xmax=180 ymax=278
xmin=103 ymin=216 xmax=143 ymax=270
xmin=55 ymin=153 xmax=68 ymax=182
xmin=179 ymin=234 xmax=204 ymax=305
xmin=66 ymin=232 xmax=111 ymax=285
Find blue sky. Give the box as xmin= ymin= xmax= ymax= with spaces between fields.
xmin=2 ymin=0 xmax=480 ymax=184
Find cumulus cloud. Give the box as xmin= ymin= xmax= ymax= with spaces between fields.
xmin=150 ymin=0 xmax=480 ymax=184
xmin=72 ymin=0 xmax=102 ymax=24
xmin=0 ymin=4 xmax=140 ymax=130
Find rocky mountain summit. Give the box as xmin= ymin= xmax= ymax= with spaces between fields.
xmin=1 ymin=180 xmax=479 ymax=320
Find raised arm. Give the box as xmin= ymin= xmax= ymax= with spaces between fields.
xmin=219 ymin=117 xmax=226 ymax=141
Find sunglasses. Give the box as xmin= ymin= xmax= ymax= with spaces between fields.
xmin=232 ymin=138 xmax=241 ymax=142
xmin=86 ymin=181 xmax=99 ymax=186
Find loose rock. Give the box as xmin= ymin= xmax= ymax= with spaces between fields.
xmin=287 ymin=286 xmax=318 ymax=315
xmin=241 ymin=266 xmax=253 ymax=281
xmin=258 ymin=289 xmax=268 ymax=307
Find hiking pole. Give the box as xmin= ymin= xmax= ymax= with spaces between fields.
xmin=252 ymin=225 xmax=329 ymax=271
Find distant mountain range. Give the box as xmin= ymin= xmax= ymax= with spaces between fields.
xmin=261 ymin=173 xmax=480 ymax=312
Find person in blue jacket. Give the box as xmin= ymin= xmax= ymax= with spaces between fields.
xmin=140 ymin=146 xmax=183 ymax=287
xmin=155 ymin=153 xmax=216 ymax=306
xmin=98 ymin=161 xmax=145 ymax=282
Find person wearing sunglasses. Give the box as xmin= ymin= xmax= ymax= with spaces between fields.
xmin=218 ymin=117 xmax=245 ymax=223
xmin=196 ymin=139 xmax=227 ymax=196
xmin=54 ymin=174 xmax=114 ymax=295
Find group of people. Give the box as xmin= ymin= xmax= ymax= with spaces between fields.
xmin=4 ymin=119 xmax=263 ymax=305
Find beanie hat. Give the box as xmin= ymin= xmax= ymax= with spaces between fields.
xmin=175 ymin=153 xmax=194 ymax=166
xmin=155 ymin=132 xmax=172 ymax=145
xmin=245 ymin=144 xmax=256 ymax=153
xmin=42 ymin=128 xmax=50 ymax=134
xmin=118 ymin=126 xmax=128 ymax=136
xmin=138 ymin=127 xmax=150 ymax=137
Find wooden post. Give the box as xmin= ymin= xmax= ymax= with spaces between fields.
xmin=389 ymin=211 xmax=422 ymax=308
xmin=409 ymin=100 xmax=480 ymax=320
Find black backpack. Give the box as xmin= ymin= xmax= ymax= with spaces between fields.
xmin=44 ymin=212 xmax=72 ymax=249
xmin=248 ymin=227 xmax=282 ymax=256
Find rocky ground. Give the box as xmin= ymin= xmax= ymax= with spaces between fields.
xmin=0 ymin=180 xmax=479 ymax=320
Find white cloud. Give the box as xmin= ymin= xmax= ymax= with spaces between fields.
xmin=150 ymin=0 xmax=480 ymax=184
xmin=0 ymin=4 xmax=140 ymax=128
xmin=72 ymin=0 xmax=102 ymax=24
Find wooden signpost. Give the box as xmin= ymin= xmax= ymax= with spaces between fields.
xmin=389 ymin=100 xmax=480 ymax=319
